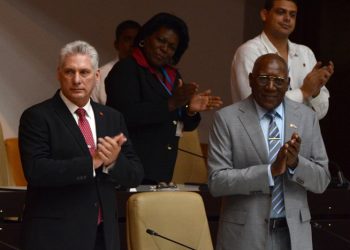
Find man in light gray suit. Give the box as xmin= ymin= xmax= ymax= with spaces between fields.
xmin=208 ymin=54 xmax=330 ymax=250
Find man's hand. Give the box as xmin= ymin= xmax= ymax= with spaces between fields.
xmin=271 ymin=143 xmax=289 ymax=177
xmin=92 ymin=133 xmax=127 ymax=169
xmin=285 ymin=132 xmax=301 ymax=169
xmin=301 ymin=61 xmax=334 ymax=99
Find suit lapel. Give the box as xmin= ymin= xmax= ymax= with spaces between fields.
xmin=283 ymin=98 xmax=301 ymax=142
xmin=238 ymin=97 xmax=269 ymax=163
xmin=51 ymin=92 xmax=90 ymax=155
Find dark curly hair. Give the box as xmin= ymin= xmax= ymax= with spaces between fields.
xmin=135 ymin=12 xmax=189 ymax=65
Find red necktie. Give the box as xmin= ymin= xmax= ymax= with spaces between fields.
xmin=75 ymin=108 xmax=96 ymax=155
xmin=75 ymin=108 xmax=103 ymax=225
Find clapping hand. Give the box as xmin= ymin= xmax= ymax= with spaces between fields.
xmin=168 ymin=79 xmax=198 ymax=111
xmin=187 ymin=89 xmax=223 ymax=113
xmin=93 ymin=133 xmax=127 ymax=169
xmin=301 ymin=61 xmax=334 ymax=99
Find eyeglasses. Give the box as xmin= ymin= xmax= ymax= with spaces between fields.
xmin=255 ymin=75 xmax=289 ymax=88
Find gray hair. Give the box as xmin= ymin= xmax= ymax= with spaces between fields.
xmin=59 ymin=40 xmax=99 ymax=70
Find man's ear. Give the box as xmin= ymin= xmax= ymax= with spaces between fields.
xmin=260 ymin=9 xmax=268 ymax=22
xmin=95 ymin=69 xmax=101 ymax=84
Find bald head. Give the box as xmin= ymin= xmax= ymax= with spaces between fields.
xmin=249 ymin=53 xmax=290 ymax=111
xmin=252 ymin=53 xmax=288 ymax=76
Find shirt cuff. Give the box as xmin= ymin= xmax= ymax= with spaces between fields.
xmin=102 ymin=162 xmax=116 ymax=174
xmin=288 ymin=168 xmax=296 ymax=175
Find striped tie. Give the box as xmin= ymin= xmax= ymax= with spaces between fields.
xmin=266 ymin=112 xmax=285 ymax=217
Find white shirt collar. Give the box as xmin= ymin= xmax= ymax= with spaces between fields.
xmin=59 ymin=90 xmax=94 ymax=118
xmin=254 ymin=99 xmax=284 ymax=121
xmin=260 ymin=31 xmax=298 ymax=58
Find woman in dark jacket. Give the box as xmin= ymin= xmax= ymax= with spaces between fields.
xmin=106 ymin=12 xmax=222 ymax=184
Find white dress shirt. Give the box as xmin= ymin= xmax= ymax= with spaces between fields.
xmin=60 ymin=91 xmax=114 ymax=174
xmin=231 ymin=32 xmax=330 ymax=119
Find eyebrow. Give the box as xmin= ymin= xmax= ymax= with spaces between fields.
xmin=274 ymin=7 xmax=297 ymax=14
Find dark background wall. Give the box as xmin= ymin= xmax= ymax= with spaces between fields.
xmin=293 ymin=1 xmax=350 ymax=180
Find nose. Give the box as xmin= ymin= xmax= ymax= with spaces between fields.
xmin=284 ymin=13 xmax=291 ymax=22
xmin=159 ymin=43 xmax=168 ymax=53
xmin=266 ymin=78 xmax=277 ymax=90
xmin=73 ymin=72 xmax=81 ymax=84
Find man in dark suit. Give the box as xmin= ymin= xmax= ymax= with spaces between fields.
xmin=19 ymin=40 xmax=144 ymax=250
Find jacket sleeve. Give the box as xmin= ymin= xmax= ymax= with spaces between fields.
xmin=19 ymin=107 xmax=95 ymax=187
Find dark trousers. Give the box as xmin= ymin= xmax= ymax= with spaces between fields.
xmin=267 ymin=218 xmax=291 ymax=250
xmin=94 ymin=223 xmax=106 ymax=250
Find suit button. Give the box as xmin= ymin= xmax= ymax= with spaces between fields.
xmin=172 ymin=120 xmax=177 ymax=125
xmin=167 ymin=145 xmax=172 ymax=150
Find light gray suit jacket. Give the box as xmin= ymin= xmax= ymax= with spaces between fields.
xmin=208 ymin=96 xmax=330 ymax=250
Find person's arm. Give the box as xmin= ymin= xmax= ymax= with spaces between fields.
xmin=19 ymin=108 xmax=95 ymax=187
xmin=286 ymin=48 xmax=331 ymax=119
xmin=288 ymin=113 xmax=330 ymax=193
xmin=207 ymin=110 xmax=271 ymax=197
xmin=105 ymin=59 xmax=183 ymax=127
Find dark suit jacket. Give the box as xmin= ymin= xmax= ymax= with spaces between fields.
xmin=19 ymin=91 xmax=144 ymax=250
xmin=105 ymin=57 xmax=200 ymax=183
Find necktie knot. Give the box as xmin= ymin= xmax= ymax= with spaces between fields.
xmin=265 ymin=111 xmax=277 ymax=123
xmin=75 ymin=108 xmax=86 ymax=118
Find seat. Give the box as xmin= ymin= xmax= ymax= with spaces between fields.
xmin=4 ymin=138 xmax=27 ymax=186
xmin=172 ymin=130 xmax=208 ymax=184
xmin=0 ymin=122 xmax=13 ymax=186
xmin=126 ymin=191 xmax=213 ymax=250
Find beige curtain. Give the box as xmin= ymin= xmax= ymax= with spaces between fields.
xmin=0 ymin=123 xmax=14 ymax=186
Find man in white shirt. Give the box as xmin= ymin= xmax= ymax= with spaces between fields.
xmin=91 ymin=20 xmax=140 ymax=104
xmin=231 ymin=0 xmax=334 ymax=119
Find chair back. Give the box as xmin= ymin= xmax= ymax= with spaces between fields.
xmin=126 ymin=191 xmax=213 ymax=250
xmin=4 ymin=138 xmax=27 ymax=186
xmin=172 ymin=130 xmax=207 ymax=184
xmin=0 ymin=123 xmax=12 ymax=186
